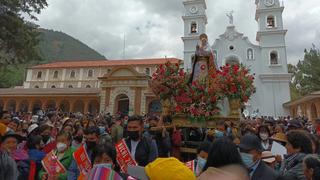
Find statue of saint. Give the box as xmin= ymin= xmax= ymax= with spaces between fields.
xmin=226 ymin=10 xmax=234 ymax=25
xmin=189 ymin=33 xmax=217 ymax=83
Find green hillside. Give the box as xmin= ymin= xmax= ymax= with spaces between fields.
xmin=38 ymin=28 xmax=106 ymax=63
xmin=0 ymin=29 xmax=106 ymax=88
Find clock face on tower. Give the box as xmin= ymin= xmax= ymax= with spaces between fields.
xmin=190 ymin=6 xmax=198 ymax=14
xmin=264 ymin=0 xmax=275 ymax=7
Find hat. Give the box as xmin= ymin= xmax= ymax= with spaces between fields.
xmin=62 ymin=117 xmax=71 ymax=125
xmin=128 ymin=158 xmax=196 ymax=180
xmin=28 ymin=124 xmax=39 ymax=134
xmin=1 ymin=132 xmax=24 ymax=143
xmin=87 ymin=165 xmax=122 ymax=180
xmin=238 ymin=134 xmax=263 ymax=152
xmin=270 ymin=133 xmax=287 ymax=143
xmin=261 ymin=151 xmax=276 ymax=163
xmin=288 ymin=119 xmax=303 ymax=129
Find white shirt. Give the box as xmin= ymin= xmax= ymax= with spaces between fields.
xmin=130 ymin=140 xmax=140 ymax=159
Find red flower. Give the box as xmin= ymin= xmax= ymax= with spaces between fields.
xmin=230 ymin=85 xmax=237 ymax=93
xmin=175 ymin=105 xmax=183 ymax=113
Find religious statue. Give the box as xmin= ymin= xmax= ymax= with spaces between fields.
xmin=189 ymin=33 xmax=217 ymax=83
xmin=226 ymin=10 xmax=234 ymax=25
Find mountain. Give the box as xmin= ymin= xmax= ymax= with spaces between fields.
xmin=0 ymin=29 xmax=106 ymax=88
xmin=38 ymin=28 xmax=106 ymax=63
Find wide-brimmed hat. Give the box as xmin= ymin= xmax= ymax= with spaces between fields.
xmin=1 ymin=132 xmax=24 ymax=143
xmin=261 ymin=151 xmax=276 ymax=163
xmin=128 ymin=157 xmax=196 ymax=180
xmin=238 ymin=134 xmax=263 ymax=152
xmin=270 ymin=133 xmax=287 ymax=143
xmin=27 ymin=124 xmax=39 ymax=134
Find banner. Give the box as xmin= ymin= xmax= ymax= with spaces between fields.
xmin=73 ymin=144 xmax=92 ymax=175
xmin=185 ymin=160 xmax=195 ymax=173
xmin=41 ymin=151 xmax=66 ymax=176
xmin=115 ymin=139 xmax=137 ymax=173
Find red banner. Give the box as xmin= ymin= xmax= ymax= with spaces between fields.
xmin=73 ymin=144 xmax=92 ymax=175
xmin=115 ymin=139 xmax=137 ymax=173
xmin=41 ymin=151 xmax=66 ymax=176
xmin=185 ymin=160 xmax=196 ymax=174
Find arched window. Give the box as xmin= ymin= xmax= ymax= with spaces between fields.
xmin=53 ymin=71 xmax=59 ymax=78
xmin=88 ymin=69 xmax=93 ymax=78
xmin=51 ymin=85 xmax=56 ymax=88
xmin=145 ymin=68 xmax=150 ymax=76
xmin=34 ymin=85 xmax=39 ymax=88
xmin=267 ymin=15 xmax=276 ymax=28
xmin=70 ymin=70 xmax=76 ymax=78
xmin=247 ymin=49 xmax=254 ymax=60
xmin=86 ymin=85 xmax=91 ymax=88
xmin=270 ymin=51 xmax=279 ymax=65
xmin=225 ymin=56 xmax=240 ymax=66
xmin=191 ymin=22 xmax=197 ymax=34
xmin=37 ymin=71 xmax=42 ymax=79
xmin=68 ymin=85 xmax=73 ymax=88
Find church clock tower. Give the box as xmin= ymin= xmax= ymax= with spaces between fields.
xmin=255 ymin=0 xmax=291 ymax=116
xmin=182 ymin=0 xmax=207 ymax=71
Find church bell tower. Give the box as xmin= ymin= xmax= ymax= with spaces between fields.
xmin=182 ymin=0 xmax=208 ymax=71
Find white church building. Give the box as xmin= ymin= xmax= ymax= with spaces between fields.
xmin=182 ymin=0 xmax=291 ymax=117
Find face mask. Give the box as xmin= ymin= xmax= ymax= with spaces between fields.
xmin=128 ymin=131 xmax=140 ymax=141
xmin=124 ymin=120 xmax=128 ymax=125
xmin=94 ymin=163 xmax=112 ymax=169
xmin=86 ymin=141 xmax=97 ymax=150
xmin=259 ymin=133 xmax=269 ymax=141
xmin=99 ymin=126 xmax=106 ymax=134
xmin=215 ymin=130 xmax=224 ymax=138
xmin=56 ymin=142 xmax=67 ymax=152
xmin=241 ymin=152 xmax=254 ymax=168
xmin=74 ymin=135 xmax=83 ymax=143
xmin=197 ymin=156 xmax=207 ymax=170
xmin=144 ymin=123 xmax=150 ymax=129
xmin=42 ymin=135 xmax=50 ymax=143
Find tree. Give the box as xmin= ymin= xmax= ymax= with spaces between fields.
xmin=290 ymin=45 xmax=320 ymax=97
xmin=0 ymin=0 xmax=48 ymax=67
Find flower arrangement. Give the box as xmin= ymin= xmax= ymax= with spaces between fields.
xmin=150 ymin=61 xmax=186 ymax=99
xmin=217 ymin=63 xmax=256 ymax=103
xmin=150 ymin=61 xmax=256 ymax=121
xmin=174 ymin=68 xmax=222 ymax=121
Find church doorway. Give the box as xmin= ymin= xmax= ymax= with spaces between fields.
xmin=115 ymin=94 xmax=129 ymax=115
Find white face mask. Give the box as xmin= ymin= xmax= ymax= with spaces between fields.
xmin=56 ymin=142 xmax=67 ymax=152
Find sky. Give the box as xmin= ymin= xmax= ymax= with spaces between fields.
xmin=32 ymin=0 xmax=320 ymax=64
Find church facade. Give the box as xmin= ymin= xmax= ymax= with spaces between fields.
xmin=182 ymin=0 xmax=291 ymax=117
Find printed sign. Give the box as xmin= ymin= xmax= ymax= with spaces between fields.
xmin=73 ymin=144 xmax=92 ymax=175
xmin=41 ymin=151 xmax=66 ymax=176
xmin=115 ymin=139 xmax=137 ymax=173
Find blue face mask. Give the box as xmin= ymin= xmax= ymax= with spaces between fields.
xmin=197 ymin=156 xmax=207 ymax=170
xmin=240 ymin=152 xmax=254 ymax=168
xmin=144 ymin=123 xmax=150 ymax=129
xmin=98 ymin=126 xmax=105 ymax=134
xmin=215 ymin=130 xmax=224 ymax=138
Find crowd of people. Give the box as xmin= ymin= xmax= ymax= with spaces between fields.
xmin=0 ymin=109 xmax=320 ymax=180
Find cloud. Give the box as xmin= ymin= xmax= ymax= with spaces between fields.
xmin=33 ymin=0 xmax=319 ymax=64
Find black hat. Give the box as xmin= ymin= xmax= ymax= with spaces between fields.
xmin=1 ymin=132 xmax=24 ymax=143
xmin=239 ymin=134 xmax=263 ymax=152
